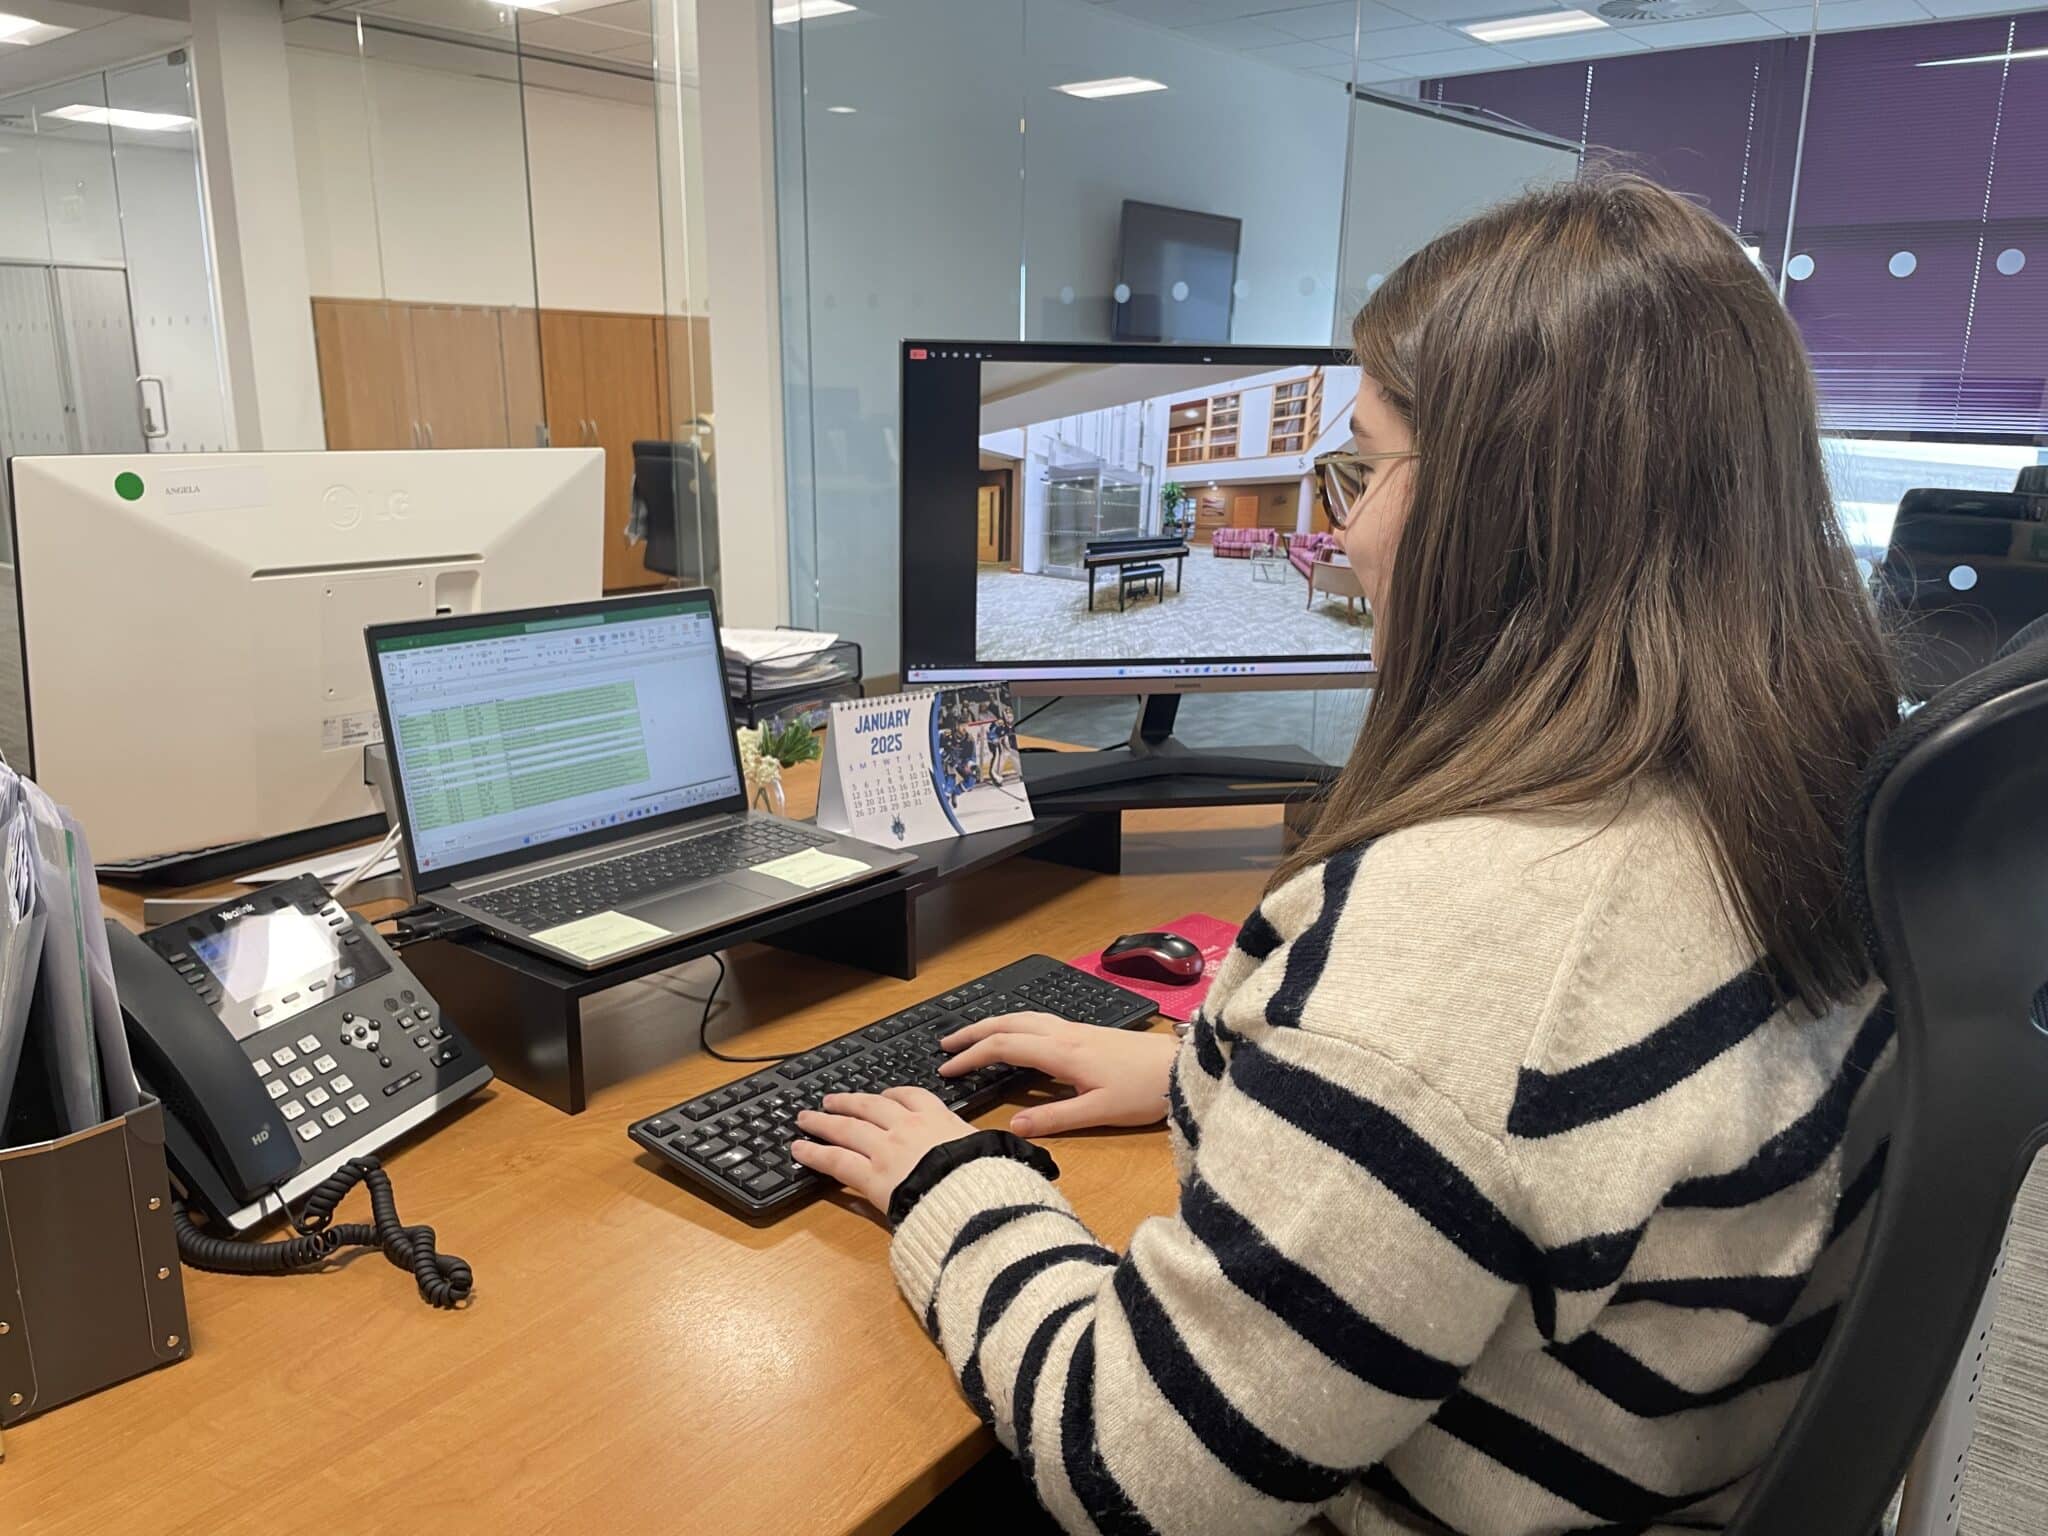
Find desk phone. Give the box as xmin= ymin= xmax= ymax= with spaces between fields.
xmin=110 ymin=875 xmax=492 ymax=1234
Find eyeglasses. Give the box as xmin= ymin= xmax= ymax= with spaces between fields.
xmin=1312 ymin=447 xmax=1417 ymax=531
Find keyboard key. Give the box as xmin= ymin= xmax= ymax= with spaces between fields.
xmin=645 ymin=1118 xmax=678 ymax=1138
xmin=692 ymin=1137 xmax=731 ymax=1160
xmin=747 ymin=1169 xmax=790 ymax=1195
xmin=727 ymin=1161 xmax=762 ymax=1183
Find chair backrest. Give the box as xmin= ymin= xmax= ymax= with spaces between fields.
xmin=1725 ymin=636 xmax=2048 ymax=1535
xmin=1878 ymin=486 xmax=2048 ymax=697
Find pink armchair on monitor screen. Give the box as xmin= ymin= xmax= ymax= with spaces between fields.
xmin=1285 ymin=531 xmax=1342 ymax=577
xmin=1210 ymin=527 xmax=1279 ymax=558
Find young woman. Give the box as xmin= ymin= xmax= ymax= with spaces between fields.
xmin=791 ymin=177 xmax=1899 ymax=1535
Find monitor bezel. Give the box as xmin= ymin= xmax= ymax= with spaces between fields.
xmin=365 ymin=587 xmax=748 ymax=894
xmin=899 ymin=338 xmax=1374 ymax=694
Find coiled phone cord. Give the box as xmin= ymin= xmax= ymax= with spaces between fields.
xmin=172 ymin=1156 xmax=474 ymax=1310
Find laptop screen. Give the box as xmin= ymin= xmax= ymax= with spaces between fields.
xmin=370 ymin=593 xmax=743 ymax=883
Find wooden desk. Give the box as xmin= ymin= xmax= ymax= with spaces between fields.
xmin=1 ymin=774 xmax=1287 ymax=1536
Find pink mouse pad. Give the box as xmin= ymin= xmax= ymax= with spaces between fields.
xmin=1070 ymin=913 xmax=1242 ymax=1023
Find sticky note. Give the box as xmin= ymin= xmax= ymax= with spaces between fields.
xmin=751 ymin=847 xmax=871 ymax=890
xmin=532 ymin=909 xmax=670 ymax=961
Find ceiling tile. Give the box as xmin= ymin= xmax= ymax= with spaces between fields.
xmin=1105 ymin=0 xmax=1299 ymax=19
xmin=1304 ymin=56 xmax=1418 ymax=77
xmin=1757 ymin=0 xmax=1929 ymax=29
xmin=1631 ymin=11 xmax=1782 ymax=44
xmin=1896 ymin=0 xmax=2022 ymax=14
xmin=1244 ymin=36 xmax=1353 ymax=62
xmin=1495 ymin=26 xmax=1651 ymax=58
xmin=1176 ymin=16 xmax=1300 ymax=45
xmin=1353 ymin=20 xmax=1463 ymax=54
xmin=1375 ymin=42 xmax=1506 ymax=73
xmin=1255 ymin=1 xmax=1370 ymax=38
xmin=1379 ymin=0 xmax=1540 ymax=21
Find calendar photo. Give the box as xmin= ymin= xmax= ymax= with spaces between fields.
xmin=933 ymin=685 xmax=1029 ymax=837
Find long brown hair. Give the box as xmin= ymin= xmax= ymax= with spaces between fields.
xmin=1279 ymin=176 xmax=1897 ymax=1011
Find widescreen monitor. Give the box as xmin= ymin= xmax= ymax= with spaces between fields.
xmin=899 ymin=340 xmax=1371 ymax=696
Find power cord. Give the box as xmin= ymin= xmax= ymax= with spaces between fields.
xmin=172 ymin=1156 xmax=474 ymax=1309
xmin=685 ymin=952 xmax=800 ymax=1063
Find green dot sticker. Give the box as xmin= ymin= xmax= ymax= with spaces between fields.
xmin=114 ymin=472 xmax=145 ymax=502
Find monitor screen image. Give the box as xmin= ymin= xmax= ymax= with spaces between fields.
xmin=899 ymin=341 xmax=1370 ymax=692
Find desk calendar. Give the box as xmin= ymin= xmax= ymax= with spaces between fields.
xmin=814 ymin=685 xmax=1032 ymax=849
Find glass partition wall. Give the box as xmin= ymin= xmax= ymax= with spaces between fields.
xmin=775 ymin=0 xmax=2046 ymax=752
xmin=281 ymin=0 xmax=715 ymax=596
xmin=0 ymin=51 xmax=230 ymax=767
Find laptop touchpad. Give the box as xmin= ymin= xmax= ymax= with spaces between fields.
xmin=625 ymin=883 xmax=752 ymax=934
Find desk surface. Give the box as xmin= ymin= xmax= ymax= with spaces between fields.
xmin=1 ymin=763 xmax=1286 ymax=1536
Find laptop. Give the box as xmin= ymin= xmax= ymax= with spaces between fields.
xmin=364 ymin=590 xmax=913 ymax=971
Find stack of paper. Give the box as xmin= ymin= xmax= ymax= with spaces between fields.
xmin=0 ymin=762 xmax=140 ymax=1147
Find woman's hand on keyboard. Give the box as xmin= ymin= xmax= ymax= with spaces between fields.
xmin=791 ymin=1087 xmax=976 ymax=1215
xmin=938 ymin=1012 xmax=1178 ymax=1136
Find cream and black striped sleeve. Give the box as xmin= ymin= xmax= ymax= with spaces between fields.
xmin=889 ymin=1018 xmax=1527 ymax=1536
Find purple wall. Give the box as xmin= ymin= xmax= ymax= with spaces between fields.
xmin=1426 ymin=13 xmax=2048 ymax=439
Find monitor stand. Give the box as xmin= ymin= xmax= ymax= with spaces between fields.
xmin=1020 ymin=693 xmax=1337 ymax=805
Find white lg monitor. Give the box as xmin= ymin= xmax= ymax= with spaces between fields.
xmin=10 ymin=449 xmax=606 ymax=874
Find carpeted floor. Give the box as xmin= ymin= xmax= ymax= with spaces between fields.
xmin=976 ymin=547 xmax=1369 ymax=664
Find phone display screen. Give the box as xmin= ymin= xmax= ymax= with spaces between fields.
xmin=183 ymin=902 xmax=385 ymax=1039
xmin=190 ymin=908 xmax=339 ymax=1003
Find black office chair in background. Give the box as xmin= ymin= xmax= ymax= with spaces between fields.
xmin=1724 ymin=631 xmax=2048 ymax=1535
xmin=630 ymin=438 xmax=720 ymax=588
xmin=1877 ymin=479 xmax=2048 ymax=699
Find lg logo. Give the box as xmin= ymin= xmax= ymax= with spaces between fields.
xmin=326 ymin=485 xmax=415 ymax=531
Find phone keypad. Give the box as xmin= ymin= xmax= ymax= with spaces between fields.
xmin=240 ymin=989 xmax=468 ymax=1165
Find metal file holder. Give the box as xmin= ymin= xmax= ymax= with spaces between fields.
xmin=0 ymin=1096 xmax=191 ymax=1442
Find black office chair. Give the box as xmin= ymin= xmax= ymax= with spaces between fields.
xmin=1877 ymin=486 xmax=2048 ymax=699
xmin=630 ymin=439 xmax=720 ymax=586
xmin=1724 ymin=632 xmax=2048 ymax=1535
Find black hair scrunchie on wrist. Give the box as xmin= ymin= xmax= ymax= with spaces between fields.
xmin=887 ymin=1130 xmax=1061 ymax=1227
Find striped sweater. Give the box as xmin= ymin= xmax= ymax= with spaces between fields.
xmin=888 ymin=790 xmax=1893 ymax=1535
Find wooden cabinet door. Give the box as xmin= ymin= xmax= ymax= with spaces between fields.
xmin=501 ymin=308 xmax=545 ymax=449
xmin=539 ymin=308 xmax=588 ymax=458
xmin=312 ymin=299 xmax=417 ymax=450
xmin=1229 ymin=494 xmax=1259 ymax=529
xmin=579 ymin=312 xmax=664 ymax=591
xmin=409 ymin=305 xmax=512 ymax=450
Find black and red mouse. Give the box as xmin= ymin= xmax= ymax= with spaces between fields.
xmin=1100 ymin=931 xmax=1205 ymax=986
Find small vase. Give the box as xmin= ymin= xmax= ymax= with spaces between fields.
xmin=753 ymin=778 xmax=786 ymax=816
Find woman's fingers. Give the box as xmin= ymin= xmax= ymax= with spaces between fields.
xmin=797 ymin=1107 xmax=888 ymax=1154
xmin=789 ymin=1138 xmax=867 ymax=1187
xmin=1011 ymin=1090 xmax=1118 ymax=1137
xmin=881 ymin=1085 xmax=948 ymax=1113
xmin=940 ymin=1011 xmax=1068 ymax=1052
xmin=937 ymin=1032 xmax=1065 ymax=1077
xmin=820 ymin=1091 xmax=908 ymax=1125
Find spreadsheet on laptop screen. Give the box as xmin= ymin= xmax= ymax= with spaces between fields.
xmin=374 ymin=600 xmax=741 ymax=877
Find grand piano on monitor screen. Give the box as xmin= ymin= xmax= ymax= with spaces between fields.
xmin=1082 ymin=533 xmax=1191 ymax=610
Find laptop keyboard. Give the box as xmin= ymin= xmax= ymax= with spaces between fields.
xmin=470 ymin=820 xmax=834 ymax=932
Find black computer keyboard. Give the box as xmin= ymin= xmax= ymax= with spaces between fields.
xmin=472 ymin=820 xmax=831 ymax=930
xmin=629 ymin=955 xmax=1158 ymax=1214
